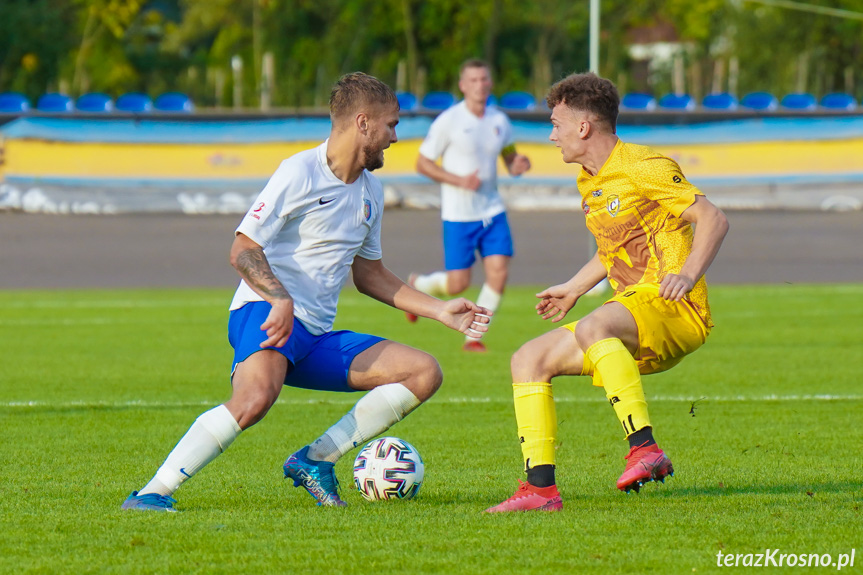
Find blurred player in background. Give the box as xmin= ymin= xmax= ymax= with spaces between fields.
xmin=407 ymin=59 xmax=531 ymax=352
xmin=122 ymin=72 xmax=491 ymax=511
xmin=486 ymin=72 xmax=728 ymax=512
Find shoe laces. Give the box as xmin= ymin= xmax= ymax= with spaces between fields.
xmin=138 ymin=492 xmax=176 ymax=507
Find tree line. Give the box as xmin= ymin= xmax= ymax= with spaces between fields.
xmin=1 ymin=0 xmax=862 ymax=110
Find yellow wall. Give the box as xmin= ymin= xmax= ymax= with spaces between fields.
xmin=4 ymin=137 xmax=862 ymax=182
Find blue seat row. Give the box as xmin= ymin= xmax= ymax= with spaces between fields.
xmin=397 ymin=90 xmax=539 ymax=112
xmin=621 ymin=91 xmax=857 ymax=111
xmin=0 ymin=91 xmax=194 ymax=113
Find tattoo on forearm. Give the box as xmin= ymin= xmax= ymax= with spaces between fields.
xmin=235 ymin=248 xmax=291 ymax=300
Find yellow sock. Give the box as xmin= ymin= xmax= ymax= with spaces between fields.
xmin=585 ymin=338 xmax=651 ymax=438
xmin=512 ymin=382 xmax=557 ymax=470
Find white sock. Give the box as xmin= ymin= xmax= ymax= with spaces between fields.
xmin=413 ymin=271 xmax=449 ymax=297
xmin=139 ymin=405 xmax=241 ymax=496
xmin=466 ymin=283 xmax=501 ymax=342
xmin=307 ymin=383 xmax=421 ymax=463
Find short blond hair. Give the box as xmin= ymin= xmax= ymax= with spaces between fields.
xmin=329 ymin=72 xmax=397 ymax=121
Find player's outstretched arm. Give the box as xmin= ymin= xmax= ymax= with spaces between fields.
xmin=660 ymin=196 xmax=729 ymax=301
xmin=230 ymin=232 xmax=295 ymax=348
xmin=417 ymin=154 xmax=481 ymax=191
xmin=536 ymin=253 xmax=607 ymax=322
xmin=352 ymin=256 xmax=491 ymax=337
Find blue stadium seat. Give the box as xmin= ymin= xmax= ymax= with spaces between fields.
xmin=76 ymin=92 xmax=114 ymax=112
xmin=0 ymin=92 xmax=30 ymax=113
xmin=819 ymin=92 xmax=857 ymax=110
xmin=499 ymin=91 xmax=536 ymax=111
xmin=37 ymin=93 xmax=74 ymax=112
xmin=658 ymin=93 xmax=695 ymax=110
xmin=154 ymin=92 xmax=194 ymax=112
xmin=740 ymin=92 xmax=778 ymax=111
xmin=396 ymin=91 xmax=418 ymax=111
xmin=780 ymin=93 xmax=817 ymax=110
xmin=620 ymin=92 xmax=657 ymax=110
xmin=421 ymin=91 xmax=456 ymax=111
xmin=701 ymin=92 xmax=738 ymax=110
xmin=116 ymin=92 xmax=153 ymax=113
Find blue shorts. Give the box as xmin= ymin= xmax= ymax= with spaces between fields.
xmin=228 ymin=301 xmax=385 ymax=392
xmin=442 ymin=212 xmax=514 ymax=271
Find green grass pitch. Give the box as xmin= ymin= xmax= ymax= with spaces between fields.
xmin=1 ymin=284 xmax=860 ymax=574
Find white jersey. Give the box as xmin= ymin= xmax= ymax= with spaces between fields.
xmin=418 ymin=101 xmax=514 ymax=222
xmin=229 ymin=140 xmax=384 ymax=335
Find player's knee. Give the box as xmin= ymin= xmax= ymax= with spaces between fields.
xmin=411 ymin=354 xmax=443 ymax=400
xmin=447 ymin=275 xmax=470 ymax=295
xmin=574 ymin=316 xmax=606 ymax=350
xmin=511 ymin=340 xmax=549 ymax=381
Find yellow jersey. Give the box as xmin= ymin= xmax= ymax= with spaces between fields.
xmin=577 ymin=140 xmax=712 ymax=327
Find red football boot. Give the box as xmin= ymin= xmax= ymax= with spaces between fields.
xmin=484 ymin=480 xmax=562 ymax=513
xmin=616 ymin=443 xmax=674 ymax=493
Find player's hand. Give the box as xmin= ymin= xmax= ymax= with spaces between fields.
xmin=659 ymin=273 xmax=695 ymax=301
xmin=535 ymin=283 xmax=578 ymax=322
xmin=509 ymin=154 xmax=531 ymax=176
xmin=437 ymin=298 xmax=492 ymax=337
xmin=259 ymin=298 xmax=294 ymax=348
xmin=461 ymin=170 xmax=482 ymax=191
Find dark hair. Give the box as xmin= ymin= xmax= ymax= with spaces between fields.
xmin=329 ymin=72 xmax=397 ymax=120
xmin=546 ymin=72 xmax=620 ymax=132
xmin=460 ymin=58 xmax=490 ymax=75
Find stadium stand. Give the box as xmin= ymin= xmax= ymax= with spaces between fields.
xmin=0 ymin=92 xmax=30 ymax=113
xmin=701 ymin=92 xmax=738 ymax=110
xmin=740 ymin=91 xmax=778 ymax=111
xmin=37 ymin=93 xmax=73 ymax=112
xmin=396 ymin=91 xmax=418 ymax=111
xmin=421 ymin=91 xmax=456 ymax=110
xmin=499 ymin=91 xmax=536 ymax=111
xmin=76 ymin=92 xmax=114 ymax=113
xmin=780 ymin=92 xmax=817 ymax=110
xmin=116 ymin=92 xmax=153 ymax=113
xmin=154 ymin=92 xmax=194 ymax=112
xmin=658 ymin=93 xmax=695 ymax=110
xmin=620 ymin=92 xmax=657 ymax=110
xmin=820 ymin=92 xmax=857 ymax=110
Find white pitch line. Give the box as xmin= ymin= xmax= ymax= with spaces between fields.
xmin=2 ymin=394 xmax=860 ymax=409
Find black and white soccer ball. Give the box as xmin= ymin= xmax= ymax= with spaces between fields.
xmin=353 ymin=437 xmax=424 ymax=501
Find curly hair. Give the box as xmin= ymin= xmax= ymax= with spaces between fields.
xmin=546 ymin=72 xmax=620 ymax=133
xmin=329 ymin=72 xmax=397 ymax=121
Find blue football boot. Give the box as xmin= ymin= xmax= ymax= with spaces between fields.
xmin=283 ymin=446 xmax=347 ymax=507
xmin=121 ymin=491 xmax=177 ymax=512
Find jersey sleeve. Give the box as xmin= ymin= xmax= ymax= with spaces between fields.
xmin=500 ymin=114 xmax=515 ymax=155
xmin=637 ymin=156 xmax=703 ymax=218
xmin=357 ymin=183 xmax=384 ymax=261
xmin=418 ymin=112 xmax=450 ymax=161
xmin=235 ymin=158 xmax=307 ymax=248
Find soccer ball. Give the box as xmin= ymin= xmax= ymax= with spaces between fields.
xmin=353 ymin=437 xmax=424 ymax=501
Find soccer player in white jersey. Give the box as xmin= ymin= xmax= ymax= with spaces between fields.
xmin=407 ymin=59 xmax=531 ymax=352
xmin=121 ymin=72 xmax=491 ymax=511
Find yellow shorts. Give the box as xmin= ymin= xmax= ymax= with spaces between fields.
xmin=564 ymin=284 xmax=710 ymax=385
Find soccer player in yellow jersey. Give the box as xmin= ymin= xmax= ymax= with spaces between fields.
xmin=486 ymin=72 xmax=729 ymax=512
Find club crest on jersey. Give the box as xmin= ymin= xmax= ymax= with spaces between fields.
xmin=363 ymin=199 xmax=372 ymax=221
xmin=607 ymin=195 xmax=620 ymax=217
